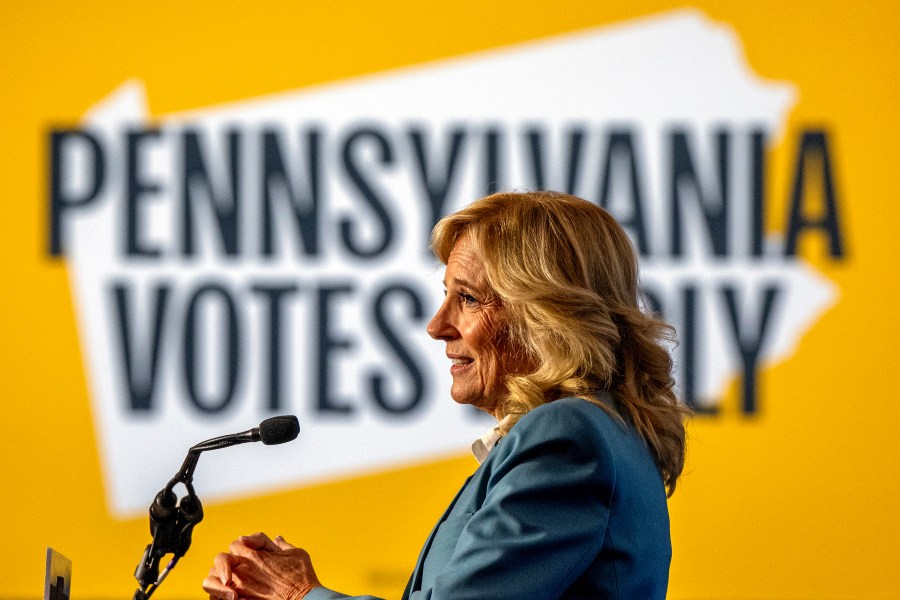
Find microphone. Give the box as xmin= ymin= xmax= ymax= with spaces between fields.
xmin=191 ymin=414 xmax=301 ymax=451
xmin=134 ymin=415 xmax=299 ymax=599
xmin=168 ymin=415 xmax=300 ymax=486
xmin=258 ymin=414 xmax=302 ymax=445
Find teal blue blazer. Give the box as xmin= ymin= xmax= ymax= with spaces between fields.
xmin=308 ymin=397 xmax=672 ymax=600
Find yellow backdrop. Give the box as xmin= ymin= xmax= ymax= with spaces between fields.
xmin=2 ymin=1 xmax=899 ymax=599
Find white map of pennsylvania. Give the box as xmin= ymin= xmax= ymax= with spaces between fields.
xmin=63 ymin=9 xmax=836 ymax=515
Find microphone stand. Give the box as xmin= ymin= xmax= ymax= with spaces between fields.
xmin=130 ymin=416 xmax=299 ymax=599
xmin=133 ymin=449 xmax=206 ymax=600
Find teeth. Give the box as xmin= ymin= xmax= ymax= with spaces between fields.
xmin=451 ymin=358 xmax=469 ymax=365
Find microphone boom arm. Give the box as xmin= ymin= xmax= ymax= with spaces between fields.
xmin=166 ymin=429 xmax=257 ymax=492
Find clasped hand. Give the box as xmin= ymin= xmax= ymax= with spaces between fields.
xmin=202 ymin=533 xmax=321 ymax=600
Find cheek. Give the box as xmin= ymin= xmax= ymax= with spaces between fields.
xmin=480 ymin=346 xmax=507 ymax=391
xmin=461 ymin=309 xmax=515 ymax=388
xmin=473 ymin=326 xmax=512 ymax=388
xmin=486 ymin=326 xmax=531 ymax=387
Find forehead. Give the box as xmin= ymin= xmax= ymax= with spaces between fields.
xmin=445 ymin=236 xmax=487 ymax=286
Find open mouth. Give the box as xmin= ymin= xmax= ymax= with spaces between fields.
xmin=448 ymin=354 xmax=473 ymax=372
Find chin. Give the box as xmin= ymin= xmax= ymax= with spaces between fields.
xmin=452 ymin=395 xmax=498 ymax=416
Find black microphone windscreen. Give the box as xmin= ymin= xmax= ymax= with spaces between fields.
xmin=258 ymin=415 xmax=300 ymax=445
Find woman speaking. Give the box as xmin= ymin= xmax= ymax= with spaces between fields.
xmin=202 ymin=191 xmax=689 ymax=600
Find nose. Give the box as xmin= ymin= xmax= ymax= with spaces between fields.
xmin=427 ymin=297 xmax=457 ymax=341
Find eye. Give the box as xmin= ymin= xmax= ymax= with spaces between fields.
xmin=459 ymin=292 xmax=479 ymax=306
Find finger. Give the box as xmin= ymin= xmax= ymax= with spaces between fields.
xmin=273 ymin=535 xmax=296 ymax=551
xmin=229 ymin=539 xmax=264 ymax=559
xmin=202 ymin=575 xmax=236 ymax=600
xmin=213 ymin=552 xmax=240 ymax=584
xmin=237 ymin=532 xmax=280 ymax=552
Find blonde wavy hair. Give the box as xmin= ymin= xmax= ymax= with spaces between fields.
xmin=432 ymin=191 xmax=688 ymax=494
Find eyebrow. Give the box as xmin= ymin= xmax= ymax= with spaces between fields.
xmin=445 ymin=276 xmax=482 ymax=292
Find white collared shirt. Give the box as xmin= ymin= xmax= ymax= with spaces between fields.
xmin=471 ymin=414 xmax=515 ymax=464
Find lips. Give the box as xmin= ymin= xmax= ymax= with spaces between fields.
xmin=447 ymin=353 xmax=473 ymax=373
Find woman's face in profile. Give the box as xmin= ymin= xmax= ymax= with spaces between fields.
xmin=427 ymin=235 xmax=512 ymax=417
